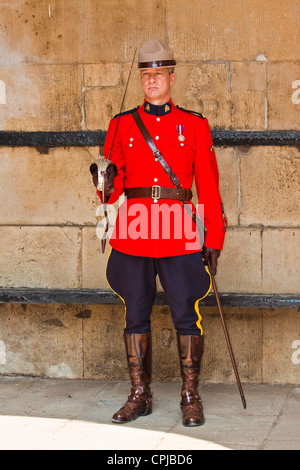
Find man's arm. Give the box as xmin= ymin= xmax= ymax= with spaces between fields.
xmin=92 ymin=117 xmax=125 ymax=204
xmin=194 ymin=118 xmax=227 ymax=275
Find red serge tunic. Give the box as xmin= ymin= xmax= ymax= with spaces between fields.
xmin=100 ymin=100 xmax=226 ymax=258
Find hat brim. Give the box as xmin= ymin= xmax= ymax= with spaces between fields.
xmin=139 ymin=60 xmax=176 ymax=68
xmin=130 ymin=62 xmax=194 ymax=71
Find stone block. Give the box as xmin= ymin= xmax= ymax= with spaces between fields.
xmin=230 ymin=62 xmax=267 ymax=92
xmin=82 ymin=305 xmax=128 ymax=380
xmin=0 ymin=0 xmax=166 ymax=65
xmin=173 ymin=63 xmax=265 ymax=129
xmin=263 ymin=309 xmax=300 ymax=384
xmin=262 ymin=229 xmax=300 ymax=294
xmin=172 ymin=63 xmax=231 ymax=129
xmin=122 ymin=63 xmax=145 ymax=111
xmin=240 ymin=146 xmax=300 ymax=226
xmin=201 ymin=308 xmax=263 ymax=383
xmin=217 ymin=228 xmax=263 ymax=293
xmin=0 ymin=304 xmax=83 ymax=378
xmin=0 ymin=65 xmax=81 ymax=131
xmin=82 ymin=226 xmax=113 ymax=289
xmin=229 ymin=90 xmax=266 ymax=130
xmin=84 ymin=63 xmax=121 ymax=88
xmin=151 ymin=307 xmax=181 ymax=381
xmin=84 ymin=66 xmax=143 ymax=130
xmin=0 ymin=227 xmax=81 ymax=289
xmin=85 ymin=87 xmax=122 ymax=131
xmin=268 ymin=62 xmax=300 ymax=130
xmin=168 ymin=0 xmax=300 ymax=61
xmin=216 ymin=147 xmax=239 ymax=226
xmin=0 ymin=147 xmax=97 ymax=225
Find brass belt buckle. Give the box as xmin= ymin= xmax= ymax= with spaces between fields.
xmin=152 ymin=185 xmax=161 ymax=203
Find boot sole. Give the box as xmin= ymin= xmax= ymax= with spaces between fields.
xmin=112 ymin=408 xmax=152 ymax=424
xmin=182 ymin=418 xmax=205 ymax=427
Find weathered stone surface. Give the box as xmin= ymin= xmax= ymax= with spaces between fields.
xmin=173 ymin=63 xmax=266 ymax=129
xmin=0 ymin=227 xmax=82 ymax=289
xmin=0 ymin=146 xmax=97 ymax=225
xmin=263 ymin=309 xmax=300 ymax=384
xmin=151 ymin=306 xmax=180 ymax=381
xmin=0 ymin=302 xmax=298 ymax=384
xmin=172 ymin=63 xmax=230 ymax=129
xmin=216 ymin=147 xmax=239 ymax=226
xmin=85 ymin=87 xmax=123 ymax=131
xmin=84 ymin=63 xmax=121 ymax=88
xmin=168 ymin=0 xmax=300 ymax=61
xmin=82 ymin=226 xmax=112 ymax=289
xmin=229 ymin=61 xmax=267 ymax=130
xmin=0 ymin=65 xmax=82 ymax=131
xmin=84 ymin=64 xmax=143 ymax=130
xmin=201 ymin=308 xmax=263 ymax=383
xmin=0 ymin=0 xmax=166 ymax=65
xmin=82 ymin=305 xmax=127 ymax=380
xmin=268 ymin=62 xmax=300 ymax=130
xmin=240 ymin=146 xmax=300 ymax=226
xmin=217 ymin=228 xmax=263 ymax=293
xmin=262 ymin=230 xmax=300 ymax=294
xmin=229 ymin=90 xmax=266 ymax=130
xmin=230 ymin=62 xmax=267 ymax=92
xmin=0 ymin=304 xmax=83 ymax=378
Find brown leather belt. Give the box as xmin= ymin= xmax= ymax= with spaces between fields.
xmin=125 ymin=186 xmax=193 ymax=202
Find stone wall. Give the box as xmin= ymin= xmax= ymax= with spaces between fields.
xmin=0 ymin=0 xmax=299 ymax=383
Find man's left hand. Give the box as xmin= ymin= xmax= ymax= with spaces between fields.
xmin=203 ymin=247 xmax=221 ymax=276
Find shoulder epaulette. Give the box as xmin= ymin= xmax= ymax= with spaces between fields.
xmin=176 ymin=106 xmax=206 ymax=119
xmin=113 ymin=106 xmax=139 ymax=120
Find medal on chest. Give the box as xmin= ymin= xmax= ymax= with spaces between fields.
xmin=176 ymin=125 xmax=185 ymax=145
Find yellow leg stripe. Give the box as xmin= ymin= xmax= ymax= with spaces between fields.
xmin=105 ymin=248 xmax=127 ymax=330
xmin=194 ymin=267 xmax=212 ymax=336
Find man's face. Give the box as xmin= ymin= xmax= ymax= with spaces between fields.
xmin=140 ymin=68 xmax=175 ymax=105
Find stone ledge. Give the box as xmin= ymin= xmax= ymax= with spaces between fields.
xmin=0 ymin=130 xmax=299 ymax=147
xmin=0 ymin=288 xmax=299 ymax=310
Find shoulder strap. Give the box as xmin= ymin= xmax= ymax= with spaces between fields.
xmin=132 ymin=110 xmax=182 ymax=189
xmin=113 ymin=106 xmax=139 ymax=120
xmin=176 ymin=105 xmax=206 ymax=119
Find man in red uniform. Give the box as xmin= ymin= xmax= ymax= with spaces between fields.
xmin=92 ymin=39 xmax=226 ymax=426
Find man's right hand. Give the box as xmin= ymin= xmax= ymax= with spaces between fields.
xmin=202 ymin=246 xmax=221 ymax=276
xmin=91 ymin=162 xmax=117 ymax=201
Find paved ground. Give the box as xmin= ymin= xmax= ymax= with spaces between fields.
xmin=0 ymin=376 xmax=299 ymax=450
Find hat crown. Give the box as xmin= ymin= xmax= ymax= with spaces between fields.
xmin=138 ymin=38 xmax=176 ymax=69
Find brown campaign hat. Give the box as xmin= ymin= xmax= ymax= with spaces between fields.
xmin=137 ymin=38 xmax=177 ymax=70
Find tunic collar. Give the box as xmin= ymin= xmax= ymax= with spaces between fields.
xmin=143 ymin=100 xmax=172 ymax=116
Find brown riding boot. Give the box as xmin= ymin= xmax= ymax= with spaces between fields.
xmin=112 ymin=333 xmax=152 ymax=424
xmin=177 ymin=334 xmax=205 ymax=427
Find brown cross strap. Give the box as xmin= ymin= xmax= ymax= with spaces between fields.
xmin=132 ymin=110 xmax=182 ymax=189
xmin=125 ymin=186 xmax=193 ymax=202
xmin=131 ymin=109 xmax=205 ymax=246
